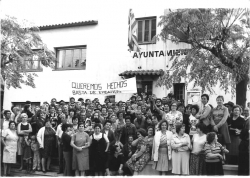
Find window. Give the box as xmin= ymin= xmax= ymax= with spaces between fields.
xmin=24 ymin=55 xmax=42 ymax=71
xmin=56 ymin=45 xmax=86 ymax=70
xmin=105 ymin=95 xmax=115 ymax=103
xmin=174 ymin=83 xmax=185 ymax=102
xmin=137 ymin=17 xmax=156 ymax=44
xmin=12 ymin=102 xmax=41 ymax=111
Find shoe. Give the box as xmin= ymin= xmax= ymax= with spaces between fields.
xmin=18 ymin=167 xmax=23 ymax=171
xmin=42 ymin=170 xmax=46 ymax=173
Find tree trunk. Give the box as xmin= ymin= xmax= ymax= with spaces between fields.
xmin=236 ymin=75 xmax=249 ymax=108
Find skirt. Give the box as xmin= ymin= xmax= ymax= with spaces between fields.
xmin=205 ymin=161 xmax=224 ymax=175
xmin=189 ymin=153 xmax=206 ymax=175
xmin=72 ymin=148 xmax=89 ymax=171
xmin=17 ymin=136 xmax=24 ymax=156
xmin=218 ymin=122 xmax=231 ymax=144
xmin=23 ymin=146 xmax=32 ymax=160
xmin=63 ymin=151 xmax=73 ymax=176
xmin=152 ymin=147 xmax=172 ymax=171
xmin=3 ymin=141 xmax=17 ymax=164
xmin=228 ymin=134 xmax=241 ymax=156
xmin=172 ymin=151 xmax=190 ymax=175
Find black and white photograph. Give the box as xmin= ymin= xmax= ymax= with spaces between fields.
xmin=1 ymin=0 xmax=250 ymax=177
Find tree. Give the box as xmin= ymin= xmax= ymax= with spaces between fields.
xmin=1 ymin=16 xmax=56 ymax=89
xmin=156 ymin=8 xmax=250 ymax=107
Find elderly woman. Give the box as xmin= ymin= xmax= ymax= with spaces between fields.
xmin=190 ymin=122 xmax=207 ymax=175
xmin=165 ymin=102 xmax=183 ymax=133
xmin=152 ymin=120 xmax=173 ymax=175
xmin=211 ymin=95 xmax=231 ymax=147
xmin=227 ymin=105 xmax=245 ymax=164
xmin=89 ymin=123 xmax=110 ymax=176
xmin=171 ymin=123 xmax=191 ymax=175
xmin=71 ymin=122 xmax=90 ymax=176
xmin=125 ymin=127 xmax=154 ymax=175
xmin=17 ymin=113 xmax=32 ymax=170
xmin=37 ymin=118 xmax=56 ymax=173
xmin=204 ymin=132 xmax=229 ymax=175
xmin=2 ymin=121 xmax=18 ymax=176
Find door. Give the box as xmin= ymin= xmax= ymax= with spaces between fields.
xmin=137 ymin=81 xmax=153 ymax=96
xmin=173 ymin=83 xmax=185 ymax=103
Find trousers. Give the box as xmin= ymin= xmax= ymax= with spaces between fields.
xmin=32 ymin=151 xmax=41 ymax=170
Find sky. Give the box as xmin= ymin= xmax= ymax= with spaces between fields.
xmin=1 ymin=0 xmax=250 ymax=26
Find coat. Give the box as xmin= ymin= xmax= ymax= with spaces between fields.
xmin=152 ymin=130 xmax=173 ymax=161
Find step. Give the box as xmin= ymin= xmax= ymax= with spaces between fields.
xmin=11 ymin=168 xmax=63 ymax=177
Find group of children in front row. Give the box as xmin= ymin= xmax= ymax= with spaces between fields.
xmin=22 ymin=135 xmax=40 ymax=173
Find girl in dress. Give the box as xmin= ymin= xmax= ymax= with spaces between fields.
xmin=189 ymin=105 xmax=200 ymax=140
xmin=23 ymin=135 xmax=32 ymax=173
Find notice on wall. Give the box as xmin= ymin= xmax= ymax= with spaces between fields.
xmin=70 ymin=77 xmax=137 ymax=96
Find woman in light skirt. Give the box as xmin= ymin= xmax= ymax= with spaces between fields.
xmin=152 ymin=120 xmax=173 ymax=175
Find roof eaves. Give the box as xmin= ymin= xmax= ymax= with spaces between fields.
xmin=39 ymin=20 xmax=98 ymax=30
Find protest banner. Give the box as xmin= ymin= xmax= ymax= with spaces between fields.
xmin=70 ymin=77 xmax=137 ymax=96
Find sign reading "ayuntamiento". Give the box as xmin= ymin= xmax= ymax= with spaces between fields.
xmin=132 ymin=49 xmax=191 ymax=58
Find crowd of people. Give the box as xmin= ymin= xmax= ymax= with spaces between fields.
xmin=1 ymin=93 xmax=249 ymax=176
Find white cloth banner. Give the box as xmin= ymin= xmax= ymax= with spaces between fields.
xmin=70 ymin=77 xmax=137 ymax=96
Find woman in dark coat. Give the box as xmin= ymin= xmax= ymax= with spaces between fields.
xmin=227 ymin=105 xmax=245 ymax=164
xmin=238 ymin=128 xmax=249 ymax=175
xmin=89 ymin=123 xmax=110 ymax=176
xmin=37 ymin=119 xmax=56 ymax=173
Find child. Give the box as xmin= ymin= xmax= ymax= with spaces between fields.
xmin=189 ymin=105 xmax=199 ymax=140
xmin=23 ymin=135 xmax=32 ymax=173
xmin=30 ymin=135 xmax=41 ymax=172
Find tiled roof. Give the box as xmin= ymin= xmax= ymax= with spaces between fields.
xmin=119 ymin=69 xmax=164 ymax=76
xmin=39 ymin=20 xmax=98 ymax=30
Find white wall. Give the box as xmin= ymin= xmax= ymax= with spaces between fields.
xmin=3 ymin=5 xmax=250 ymax=109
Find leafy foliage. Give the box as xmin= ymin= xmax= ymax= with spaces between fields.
xmin=1 ymin=16 xmax=56 ymax=89
xmin=156 ymin=8 xmax=250 ymax=95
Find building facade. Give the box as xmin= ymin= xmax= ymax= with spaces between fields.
xmin=3 ymin=7 xmax=250 ymax=110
